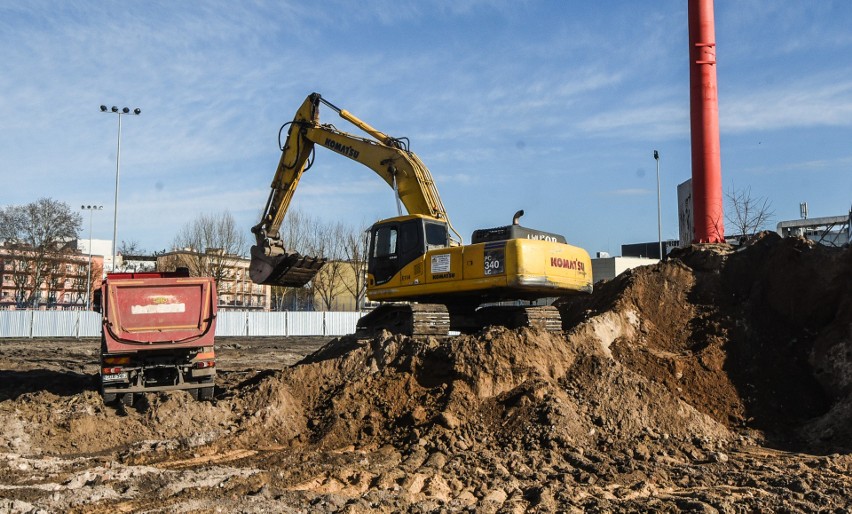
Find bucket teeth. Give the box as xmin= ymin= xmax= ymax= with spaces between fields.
xmin=249 ymin=245 xmax=326 ymax=287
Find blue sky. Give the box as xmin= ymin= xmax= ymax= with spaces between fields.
xmin=2 ymin=1 xmax=850 ymax=256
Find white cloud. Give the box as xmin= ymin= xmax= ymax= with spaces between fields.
xmin=577 ymin=103 xmax=689 ymax=140
xmin=722 ymin=77 xmax=852 ymax=132
xmin=742 ymin=156 xmax=852 ymax=176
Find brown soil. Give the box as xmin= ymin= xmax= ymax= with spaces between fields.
xmin=1 ymin=233 xmax=851 ymax=512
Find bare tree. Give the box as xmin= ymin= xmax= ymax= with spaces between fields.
xmin=273 ymin=210 xmax=324 ymax=310
xmin=70 ymin=273 xmax=87 ymax=306
xmin=278 ymin=209 xmax=315 ymax=255
xmin=168 ymin=211 xmax=246 ymax=296
xmin=309 ymin=221 xmax=347 ymax=311
xmin=270 ymin=285 xmax=315 ymax=311
xmin=72 ymin=258 xmax=104 ymax=307
xmin=260 ymin=209 xmax=367 ymax=311
xmin=0 ymin=198 xmax=81 ymax=307
xmin=341 ymin=223 xmax=370 ymax=311
xmin=271 ymin=210 xmax=364 ymax=311
xmin=269 ymin=285 xmax=287 ymax=311
xmin=44 ymin=257 xmax=67 ymax=306
xmin=118 ymin=240 xmax=144 ymax=256
xmin=725 ymin=186 xmax=775 ymax=241
xmin=8 ymin=253 xmax=33 ymax=306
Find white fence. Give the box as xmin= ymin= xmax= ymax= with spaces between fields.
xmin=0 ymin=311 xmax=363 ymax=338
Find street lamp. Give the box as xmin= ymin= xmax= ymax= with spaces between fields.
xmin=81 ymin=205 xmax=103 ymax=310
xmin=653 ymin=150 xmax=662 ymax=259
xmin=100 ymin=105 xmax=141 ymax=271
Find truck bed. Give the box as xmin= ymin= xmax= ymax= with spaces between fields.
xmin=102 ymin=275 xmax=217 ymax=352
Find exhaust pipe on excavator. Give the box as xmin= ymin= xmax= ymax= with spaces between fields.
xmin=512 ymin=209 xmax=524 ymax=226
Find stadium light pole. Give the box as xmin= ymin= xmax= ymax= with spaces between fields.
xmin=81 ymin=205 xmax=103 ymax=310
xmin=654 ymin=150 xmax=663 ymax=259
xmin=100 ymin=105 xmax=141 ymax=271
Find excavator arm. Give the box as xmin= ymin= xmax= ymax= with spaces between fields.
xmin=250 ymin=93 xmax=458 ymax=287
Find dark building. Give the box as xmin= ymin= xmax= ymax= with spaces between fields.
xmin=621 ymin=240 xmax=680 ymax=259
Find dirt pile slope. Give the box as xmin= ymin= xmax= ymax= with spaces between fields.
xmin=276 ymin=328 xmax=730 ymax=454
xmin=557 ymin=232 xmax=852 ymax=451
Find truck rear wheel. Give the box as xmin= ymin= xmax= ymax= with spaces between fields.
xmin=102 ymin=392 xmax=117 ymax=403
xmin=121 ymin=393 xmax=134 ymax=407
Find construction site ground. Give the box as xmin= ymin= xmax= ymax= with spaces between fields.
xmin=1 ymin=233 xmax=851 ymax=513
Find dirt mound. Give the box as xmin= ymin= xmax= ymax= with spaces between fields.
xmin=557 ymin=232 xmax=852 ymax=451
xmin=278 ymin=327 xmax=729 ymax=456
xmin=0 ymin=388 xmax=237 ymax=456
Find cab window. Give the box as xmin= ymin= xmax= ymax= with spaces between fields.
xmin=373 ymin=226 xmax=398 ymax=258
xmin=398 ymin=221 xmax=421 ymax=254
xmin=425 ymin=222 xmax=449 ymax=248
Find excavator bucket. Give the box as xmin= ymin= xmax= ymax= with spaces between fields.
xmin=249 ymin=245 xmax=326 ymax=287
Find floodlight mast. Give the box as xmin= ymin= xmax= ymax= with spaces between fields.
xmin=99 ymin=104 xmax=141 ymax=270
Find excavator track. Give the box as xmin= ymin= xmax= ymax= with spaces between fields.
xmin=475 ymin=305 xmax=563 ymax=333
xmin=357 ymin=303 xmax=562 ymax=337
xmin=357 ymin=303 xmax=451 ymax=337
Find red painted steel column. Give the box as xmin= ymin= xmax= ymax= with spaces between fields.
xmin=688 ymin=0 xmax=725 ymax=243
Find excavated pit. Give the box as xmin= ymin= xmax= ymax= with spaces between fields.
xmin=1 ymin=233 xmax=850 ymax=512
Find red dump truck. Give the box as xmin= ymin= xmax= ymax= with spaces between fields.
xmin=96 ymin=270 xmax=217 ymax=405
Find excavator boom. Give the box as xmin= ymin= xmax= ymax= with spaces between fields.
xmin=249 ymin=95 xmax=324 ymax=287
xmin=250 ymin=93 xmax=457 ymax=287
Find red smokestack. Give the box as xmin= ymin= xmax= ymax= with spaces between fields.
xmin=688 ymin=0 xmax=725 ymax=243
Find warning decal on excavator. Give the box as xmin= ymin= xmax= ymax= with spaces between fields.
xmin=431 ymin=254 xmax=451 ymax=273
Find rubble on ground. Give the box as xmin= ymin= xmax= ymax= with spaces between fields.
xmin=1 ymin=233 xmax=850 ymax=512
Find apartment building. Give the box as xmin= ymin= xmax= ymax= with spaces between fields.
xmin=0 ymin=242 xmax=103 ymax=309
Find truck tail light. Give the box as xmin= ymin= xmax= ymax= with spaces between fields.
xmin=103 ymin=356 xmax=130 ymax=365
xmin=102 ymin=367 xmax=123 ymax=374
xmin=192 ymin=350 xmax=215 ymax=369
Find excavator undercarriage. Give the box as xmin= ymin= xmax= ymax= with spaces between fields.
xmin=475 ymin=305 xmax=563 ymax=333
xmin=356 ymin=304 xmax=451 ymax=337
xmin=355 ymin=303 xmax=563 ymax=337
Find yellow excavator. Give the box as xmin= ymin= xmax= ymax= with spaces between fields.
xmin=250 ymin=93 xmax=592 ymax=335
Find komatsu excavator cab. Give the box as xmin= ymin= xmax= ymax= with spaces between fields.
xmin=367 ymin=215 xmax=450 ymax=286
